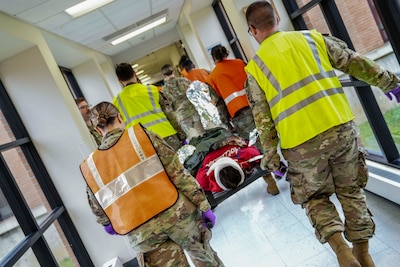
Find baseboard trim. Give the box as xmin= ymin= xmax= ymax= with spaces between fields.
xmin=366 ymin=160 xmax=400 ymax=205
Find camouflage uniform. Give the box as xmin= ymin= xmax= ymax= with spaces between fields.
xmin=88 ymin=125 xmax=102 ymax=146
xmin=86 ymin=127 xmax=224 ymax=267
xmin=161 ymin=76 xmax=206 ymax=140
xmin=230 ymin=106 xmax=262 ymax=151
xmin=245 ymin=33 xmax=399 ymax=243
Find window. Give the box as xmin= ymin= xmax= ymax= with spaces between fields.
xmin=0 ymin=81 xmax=93 ymax=266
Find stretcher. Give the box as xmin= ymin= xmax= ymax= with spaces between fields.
xmin=177 ymin=129 xmax=276 ymax=209
xmin=204 ymin=164 xmax=271 ymax=209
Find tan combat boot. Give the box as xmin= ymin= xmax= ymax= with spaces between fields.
xmin=262 ymin=174 xmax=279 ymax=195
xmin=328 ymin=232 xmax=361 ymax=267
xmin=352 ymin=241 xmax=375 ymax=267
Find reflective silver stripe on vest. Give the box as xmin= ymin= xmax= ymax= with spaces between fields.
xmin=142 ymin=117 xmax=168 ymax=128
xmin=87 ymin=152 xmax=104 ymax=187
xmin=275 ymin=87 xmax=343 ymax=124
xmin=224 ymin=88 xmax=247 ymax=105
xmin=254 ymin=31 xmax=341 ymax=124
xmin=95 ymin=155 xmax=164 ymax=209
xmin=118 ymin=85 xmax=164 ymax=126
xmin=128 ymin=127 xmax=145 ymax=161
xmin=117 ymin=95 xmax=129 ymax=124
xmin=253 ymin=55 xmax=281 ymax=94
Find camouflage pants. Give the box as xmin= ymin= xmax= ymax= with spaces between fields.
xmin=134 ymin=211 xmax=224 ymax=267
xmin=282 ymin=121 xmax=375 ymax=244
xmin=164 ymin=134 xmax=182 ymax=151
xmin=231 ymin=107 xmax=262 ymax=151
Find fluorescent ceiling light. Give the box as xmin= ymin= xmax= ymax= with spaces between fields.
xmin=136 ymin=70 xmax=145 ymax=75
xmin=138 ymin=74 xmax=148 ymax=79
xmin=65 ymin=0 xmax=114 ymax=18
xmin=141 ymin=77 xmax=151 ymax=82
xmin=131 ymin=63 xmax=139 ymax=69
xmin=111 ymin=16 xmax=167 ymax=46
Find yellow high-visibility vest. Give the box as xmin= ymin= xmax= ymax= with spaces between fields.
xmin=246 ymin=30 xmax=354 ymax=148
xmin=113 ymin=84 xmax=177 ymax=138
xmin=80 ymin=124 xmax=178 ymax=234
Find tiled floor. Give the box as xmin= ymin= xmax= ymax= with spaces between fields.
xmin=205 ymin=176 xmax=400 ymax=267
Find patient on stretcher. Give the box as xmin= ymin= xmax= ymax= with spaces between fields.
xmin=178 ymin=127 xmax=286 ymax=195
xmin=196 ymin=144 xmax=261 ymax=192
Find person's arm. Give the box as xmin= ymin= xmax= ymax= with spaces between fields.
xmin=245 ymin=75 xmax=280 ymax=171
xmin=205 ymin=75 xmax=220 ymax=96
xmin=147 ymin=130 xmax=211 ymax=212
xmin=159 ymin=91 xmax=186 ymax=141
xmin=86 ymin=186 xmax=110 ymax=226
xmin=323 ymin=35 xmax=399 ymax=92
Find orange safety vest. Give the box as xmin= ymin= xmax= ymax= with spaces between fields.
xmin=186 ymin=68 xmax=209 ymax=83
xmin=207 ymin=59 xmax=249 ymax=118
xmin=80 ymin=124 xmax=178 ymax=234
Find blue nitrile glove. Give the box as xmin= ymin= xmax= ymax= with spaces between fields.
xmin=385 ymin=85 xmax=400 ymax=103
xmin=201 ymin=209 xmax=216 ymax=229
xmin=273 ymin=161 xmax=288 ymax=178
xmin=104 ymin=224 xmax=117 ymax=235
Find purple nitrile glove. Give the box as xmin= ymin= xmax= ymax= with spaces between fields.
xmin=104 ymin=224 xmax=117 ymax=235
xmin=273 ymin=161 xmax=287 ymax=178
xmin=201 ymin=209 xmax=216 ymax=229
xmin=385 ymin=85 xmax=400 ymax=103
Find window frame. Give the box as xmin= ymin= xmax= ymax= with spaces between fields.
xmin=0 ymin=80 xmax=93 ymax=267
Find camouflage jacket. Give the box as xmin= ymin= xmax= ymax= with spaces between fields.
xmin=162 ymin=76 xmax=195 ymax=116
xmin=85 ymin=127 xmax=210 ymax=245
xmin=160 ymin=77 xmax=200 ymax=139
xmin=245 ymin=32 xmax=400 ymax=170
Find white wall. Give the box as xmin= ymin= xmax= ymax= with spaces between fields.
xmin=101 ymin=59 xmax=124 ymax=97
xmin=190 ymin=6 xmax=229 ymax=68
xmin=73 ymin=59 xmax=114 ymax=106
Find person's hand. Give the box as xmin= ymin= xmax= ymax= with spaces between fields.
xmin=385 ymin=85 xmax=400 ymax=103
xmin=273 ymin=161 xmax=288 ymax=178
xmin=104 ymin=224 xmax=117 ymax=235
xmin=260 ymin=153 xmax=280 ymax=171
xmin=201 ymin=209 xmax=216 ymax=229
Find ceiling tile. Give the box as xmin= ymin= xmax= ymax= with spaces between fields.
xmin=0 ymin=0 xmax=189 ymax=57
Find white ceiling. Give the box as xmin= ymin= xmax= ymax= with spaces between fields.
xmin=0 ymin=0 xmax=211 ymax=58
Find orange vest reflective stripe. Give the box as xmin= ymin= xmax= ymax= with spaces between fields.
xmin=80 ymin=124 xmax=178 ymax=234
xmin=220 ymin=88 xmax=249 ymax=118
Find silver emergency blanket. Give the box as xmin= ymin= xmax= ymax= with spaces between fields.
xmin=187 ymin=81 xmax=225 ymax=130
xmin=248 ymin=128 xmax=259 ymax=147
xmin=177 ymin=144 xmax=196 ymax=164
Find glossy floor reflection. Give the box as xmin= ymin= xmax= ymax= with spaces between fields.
xmin=205 ymin=176 xmax=400 ymax=267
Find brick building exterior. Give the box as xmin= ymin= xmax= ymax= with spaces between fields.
xmin=297 ymin=0 xmax=385 ymax=54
